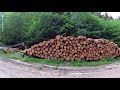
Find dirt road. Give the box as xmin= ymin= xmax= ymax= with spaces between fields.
xmin=0 ymin=57 xmax=120 ymax=78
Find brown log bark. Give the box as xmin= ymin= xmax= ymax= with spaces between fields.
xmin=23 ymin=35 xmax=120 ymax=61
xmin=56 ymin=35 xmax=61 ymax=40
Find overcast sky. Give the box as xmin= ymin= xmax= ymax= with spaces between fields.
xmin=101 ymin=12 xmax=120 ymax=19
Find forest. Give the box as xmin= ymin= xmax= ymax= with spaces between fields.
xmin=0 ymin=12 xmax=120 ymax=47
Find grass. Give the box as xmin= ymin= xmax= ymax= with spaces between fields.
xmin=0 ymin=51 xmax=120 ymax=66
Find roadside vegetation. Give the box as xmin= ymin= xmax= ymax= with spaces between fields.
xmin=0 ymin=12 xmax=120 ymax=47
xmin=0 ymin=51 xmax=120 ymax=66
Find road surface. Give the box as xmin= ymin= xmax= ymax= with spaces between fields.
xmin=0 ymin=57 xmax=120 ymax=78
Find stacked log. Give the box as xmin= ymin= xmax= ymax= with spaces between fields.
xmin=23 ymin=35 xmax=120 ymax=61
xmin=8 ymin=42 xmax=27 ymax=50
xmin=0 ymin=42 xmax=26 ymax=54
xmin=0 ymin=47 xmax=19 ymax=54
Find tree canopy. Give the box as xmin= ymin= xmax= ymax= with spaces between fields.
xmin=0 ymin=12 xmax=120 ymax=47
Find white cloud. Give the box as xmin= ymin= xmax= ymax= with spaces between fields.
xmin=101 ymin=12 xmax=120 ymax=19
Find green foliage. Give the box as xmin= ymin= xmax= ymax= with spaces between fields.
xmin=0 ymin=12 xmax=120 ymax=47
xmin=1 ymin=51 xmax=120 ymax=66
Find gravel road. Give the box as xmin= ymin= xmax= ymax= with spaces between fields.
xmin=0 ymin=57 xmax=120 ymax=78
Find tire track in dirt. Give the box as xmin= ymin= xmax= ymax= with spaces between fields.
xmin=0 ymin=56 xmax=120 ymax=78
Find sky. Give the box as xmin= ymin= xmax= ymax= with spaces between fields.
xmin=101 ymin=12 xmax=120 ymax=19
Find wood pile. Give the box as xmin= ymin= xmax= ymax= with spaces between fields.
xmin=8 ymin=42 xmax=27 ymax=50
xmin=0 ymin=47 xmax=19 ymax=54
xmin=23 ymin=35 xmax=120 ymax=61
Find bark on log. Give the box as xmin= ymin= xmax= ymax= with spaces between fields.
xmin=22 ymin=35 xmax=120 ymax=61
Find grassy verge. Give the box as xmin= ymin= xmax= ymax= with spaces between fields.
xmin=0 ymin=51 xmax=120 ymax=66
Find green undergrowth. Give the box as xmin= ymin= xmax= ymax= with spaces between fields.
xmin=0 ymin=51 xmax=120 ymax=66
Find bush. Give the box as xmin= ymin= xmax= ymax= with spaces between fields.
xmin=0 ymin=12 xmax=120 ymax=47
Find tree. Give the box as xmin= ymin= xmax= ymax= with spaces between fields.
xmin=104 ymin=12 xmax=109 ymax=20
xmin=92 ymin=12 xmax=114 ymax=20
xmin=0 ymin=12 xmax=120 ymax=47
xmin=93 ymin=12 xmax=103 ymax=18
xmin=109 ymin=15 xmax=114 ymax=20
xmin=116 ymin=16 xmax=120 ymax=20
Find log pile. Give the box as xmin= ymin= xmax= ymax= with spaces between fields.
xmin=8 ymin=42 xmax=27 ymax=50
xmin=23 ymin=35 xmax=120 ymax=61
xmin=0 ymin=47 xmax=19 ymax=54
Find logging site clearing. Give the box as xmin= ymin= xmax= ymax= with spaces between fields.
xmin=1 ymin=12 xmax=120 ymax=78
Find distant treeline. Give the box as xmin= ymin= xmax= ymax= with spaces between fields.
xmin=0 ymin=12 xmax=120 ymax=47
